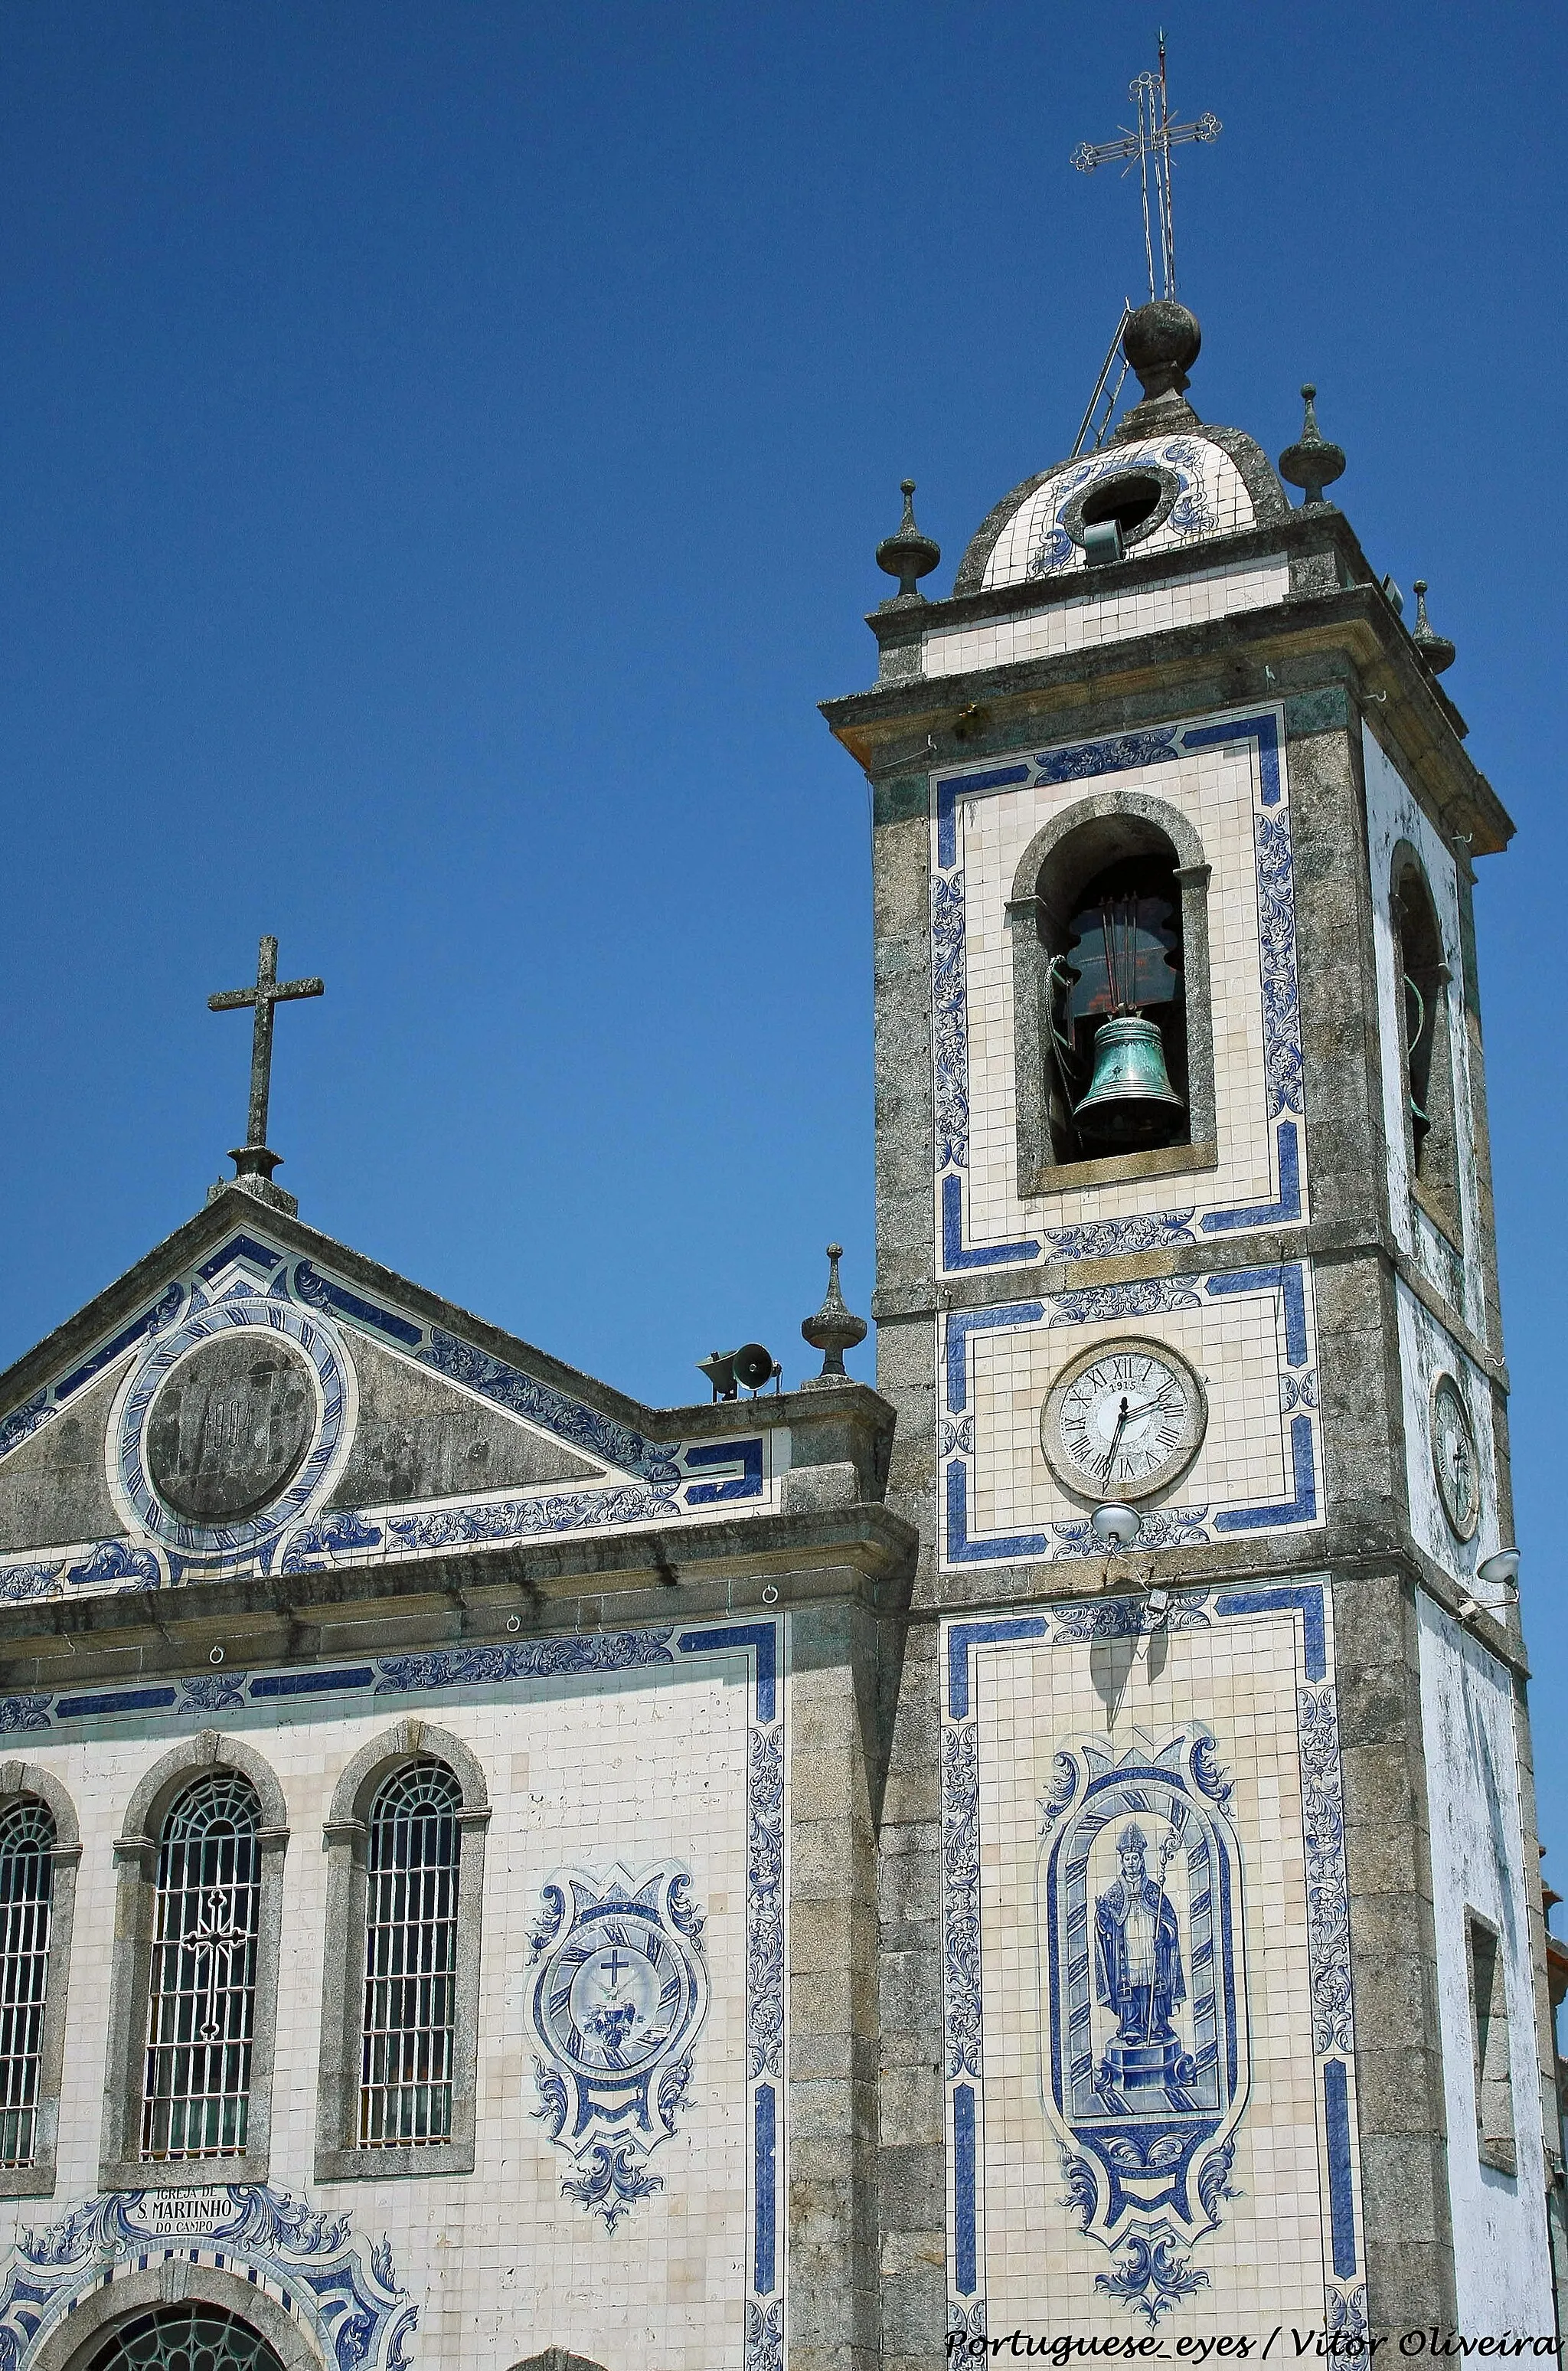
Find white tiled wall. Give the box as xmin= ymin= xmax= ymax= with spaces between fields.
xmin=1416 ymin=1599 xmax=1553 ymax=2327
xmin=924 ymin=555 xmax=1288 ymax=680
xmin=0 ymin=1643 xmax=768 ymax=2370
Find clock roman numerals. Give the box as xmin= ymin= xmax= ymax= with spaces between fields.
xmin=1040 ymin=1338 xmax=1207 ymax=1503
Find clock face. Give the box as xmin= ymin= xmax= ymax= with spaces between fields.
xmin=1431 ymin=1374 xmax=1481 ymax=1541
xmin=1040 ymin=1338 xmax=1207 ymax=1503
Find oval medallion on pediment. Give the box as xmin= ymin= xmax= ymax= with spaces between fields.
xmin=145 ymin=1332 xmax=317 ymax=1522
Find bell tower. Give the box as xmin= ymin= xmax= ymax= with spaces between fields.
xmin=822 ymin=304 xmax=1559 ymax=2344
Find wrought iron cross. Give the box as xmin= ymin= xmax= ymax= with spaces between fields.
xmin=189 ymin=1885 xmax=245 ymax=2042
xmin=208 ymin=934 xmax=323 ymax=1181
xmin=1071 ymin=34 xmax=1220 ymax=303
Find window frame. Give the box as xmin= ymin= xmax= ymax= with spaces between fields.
xmin=98 ymin=1732 xmax=288 ymax=2193
xmin=1008 ymin=792 xmax=1218 ymax=1195
xmin=315 ymin=1719 xmax=489 ymax=2183
xmin=1465 ymin=1905 xmax=1517 ymax=2179
xmin=0 ymin=1762 xmax=79 ymax=2199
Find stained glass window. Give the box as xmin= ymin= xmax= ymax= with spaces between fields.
xmin=141 ymin=1772 xmax=260 ymax=2161
xmin=0 ymin=1797 xmax=54 ymax=2167
xmin=361 ymin=1758 xmax=461 ymax=2146
xmin=86 ymin=2304 xmax=284 ymax=2370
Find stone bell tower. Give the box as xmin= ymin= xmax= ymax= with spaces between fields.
xmin=822 ymin=300 xmax=1559 ymax=2346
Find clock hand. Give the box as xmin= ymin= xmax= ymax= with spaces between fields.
xmin=1099 ymin=1395 xmax=1131 ymax=1485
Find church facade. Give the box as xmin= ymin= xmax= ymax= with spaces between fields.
xmin=0 ymin=296 xmax=1555 ymax=2370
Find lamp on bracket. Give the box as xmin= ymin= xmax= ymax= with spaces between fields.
xmin=1458 ymin=1547 xmax=1521 ymax=1623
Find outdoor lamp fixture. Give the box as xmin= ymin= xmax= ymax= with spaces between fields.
xmin=1091 ymin=1503 xmax=1141 ymax=1548
xmin=1458 ymin=1548 xmax=1521 ymax=1622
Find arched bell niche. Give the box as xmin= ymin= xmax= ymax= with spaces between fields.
xmin=1390 ymin=841 xmax=1462 ymax=1246
xmin=1008 ymin=792 xmax=1217 ymax=1194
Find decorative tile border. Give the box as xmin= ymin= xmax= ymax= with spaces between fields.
xmin=0 ymin=2183 xmax=413 ymax=2369
xmin=0 ymin=1615 xmax=788 ymax=2371
xmin=940 ymin=1588 xmax=1365 ymax=2339
xmin=0 ymin=1233 xmax=778 ymax=1602
xmin=939 ymin=1264 xmax=1321 ymax=1566
xmin=932 ymin=709 xmax=1305 ymax=1277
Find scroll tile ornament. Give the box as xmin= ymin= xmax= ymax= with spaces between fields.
xmin=0 ymin=2183 xmax=413 ymax=2368
xmin=527 ymin=1862 xmax=710 ymax=2231
xmin=1039 ymin=1725 xmax=1248 ymax=2326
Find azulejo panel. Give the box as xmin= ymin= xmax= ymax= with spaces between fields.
xmin=939 ymin=1589 xmax=1365 ymax=2340
xmin=0 ymin=2183 xmax=413 ymax=2369
xmin=932 ymin=708 xmax=1304 ymax=1278
xmin=0 ymin=1234 xmax=778 ymax=1604
xmin=528 ymin=1860 xmax=710 ymax=2232
xmin=938 ymin=1264 xmax=1322 ymax=1568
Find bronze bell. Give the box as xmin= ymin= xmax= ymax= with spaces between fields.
xmin=1073 ymin=1014 xmax=1185 ymax=1144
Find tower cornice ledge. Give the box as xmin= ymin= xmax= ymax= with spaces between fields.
xmin=822 ymin=576 xmax=1511 ymax=858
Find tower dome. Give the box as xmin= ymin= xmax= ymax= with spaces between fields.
xmin=954 ymin=302 xmax=1289 ymax=595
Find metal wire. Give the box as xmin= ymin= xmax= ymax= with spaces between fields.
xmin=141 ymin=1774 xmax=260 ymax=2162
xmin=0 ymin=1798 xmax=53 ymax=2169
xmin=359 ymin=1759 xmax=461 ymax=2147
xmin=86 ymin=2305 xmax=284 ymax=2371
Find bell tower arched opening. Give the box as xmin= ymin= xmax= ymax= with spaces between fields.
xmin=1008 ymin=796 xmax=1217 ymax=1193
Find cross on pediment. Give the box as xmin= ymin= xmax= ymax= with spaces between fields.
xmin=208 ymin=934 xmax=324 ymax=1196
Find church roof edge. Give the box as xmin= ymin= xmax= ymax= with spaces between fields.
xmin=0 ymin=1184 xmax=869 ymax=1450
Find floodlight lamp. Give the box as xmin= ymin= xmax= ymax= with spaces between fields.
xmin=1090 ymin=1503 xmax=1141 ymax=1548
xmin=1476 ymin=1549 xmax=1520 ymax=1594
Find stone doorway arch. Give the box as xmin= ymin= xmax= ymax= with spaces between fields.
xmin=29 ymin=2261 xmax=323 ymax=2371
xmin=509 ymin=2352 xmax=609 ymax=2371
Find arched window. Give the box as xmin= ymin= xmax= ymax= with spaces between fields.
xmin=0 ymin=1797 xmax=56 ymax=2170
xmin=85 ymin=2306 xmax=286 ymax=2371
xmin=1392 ymin=850 xmax=1462 ymax=1243
xmin=315 ymin=1719 xmax=488 ymax=2181
xmin=142 ymin=1774 xmax=260 ymax=2162
xmin=1009 ymin=799 xmax=1217 ymax=1191
xmin=361 ymin=1759 xmax=462 ymax=2147
xmin=100 ymin=1733 xmax=287 ymax=2193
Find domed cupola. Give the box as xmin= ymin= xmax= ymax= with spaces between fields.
xmin=954 ymin=299 xmax=1289 ymax=595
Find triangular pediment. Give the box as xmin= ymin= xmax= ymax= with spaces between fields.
xmin=0 ymin=1188 xmax=775 ymax=1601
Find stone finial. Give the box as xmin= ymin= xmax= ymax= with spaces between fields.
xmin=1411 ymin=579 xmax=1456 ymax=675
xmin=1278 ymin=383 xmax=1346 ymax=507
xmin=800 ymin=1243 xmax=868 ymax=1388
xmin=1122 ymin=299 xmax=1201 ymax=400
xmin=875 ymin=479 xmax=941 ymax=606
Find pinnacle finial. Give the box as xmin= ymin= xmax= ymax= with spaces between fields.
xmin=875 ymin=479 xmax=941 ymax=607
xmin=1278 ymin=381 xmax=1346 ymax=507
xmin=1410 ymin=579 xmax=1457 ymax=675
xmin=800 ymin=1243 xmax=868 ymax=1388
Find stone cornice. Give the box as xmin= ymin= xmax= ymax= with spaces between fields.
xmin=822 ymin=550 xmax=1511 ymax=858
xmin=871 ymin=1215 xmax=1506 ymax=1391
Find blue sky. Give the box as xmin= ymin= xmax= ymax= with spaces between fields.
xmin=0 ymin=3 xmax=1563 ymax=1859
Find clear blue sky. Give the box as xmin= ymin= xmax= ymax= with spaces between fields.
xmin=0 ymin=3 xmax=1563 ymax=1859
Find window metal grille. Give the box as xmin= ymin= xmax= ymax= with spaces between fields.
xmin=0 ymin=1797 xmax=53 ymax=2169
xmin=87 ymin=2304 xmax=284 ymax=2370
xmin=360 ymin=1758 xmax=461 ymax=2146
xmin=141 ymin=1773 xmax=260 ymax=2162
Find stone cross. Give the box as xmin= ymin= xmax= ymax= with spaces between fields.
xmin=208 ymin=934 xmax=324 ymax=1185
